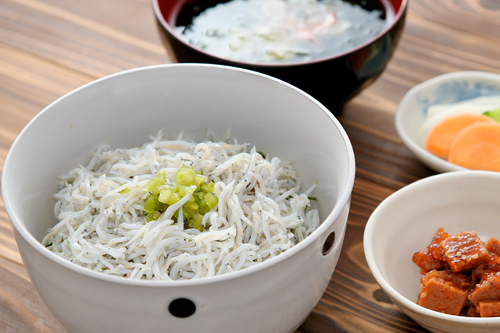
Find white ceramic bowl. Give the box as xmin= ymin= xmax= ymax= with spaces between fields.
xmin=364 ymin=171 xmax=500 ymax=333
xmin=2 ymin=64 xmax=355 ymax=333
xmin=395 ymin=71 xmax=500 ymax=173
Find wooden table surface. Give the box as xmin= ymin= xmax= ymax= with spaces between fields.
xmin=1 ymin=0 xmax=499 ymax=332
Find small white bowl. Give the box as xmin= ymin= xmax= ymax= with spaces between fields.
xmin=364 ymin=171 xmax=500 ymax=333
xmin=2 ymin=64 xmax=355 ymax=333
xmin=395 ymin=71 xmax=500 ymax=173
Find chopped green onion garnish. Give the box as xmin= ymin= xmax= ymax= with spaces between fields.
xmin=143 ymin=167 xmax=218 ymax=229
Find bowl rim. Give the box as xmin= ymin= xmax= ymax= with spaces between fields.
xmin=394 ymin=70 xmax=500 ymax=174
xmin=151 ymin=0 xmax=409 ymax=68
xmin=2 ymin=63 xmax=356 ymax=287
xmin=364 ymin=170 xmax=500 ymax=324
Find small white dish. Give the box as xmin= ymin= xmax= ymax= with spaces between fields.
xmin=364 ymin=171 xmax=500 ymax=333
xmin=395 ymin=71 xmax=500 ymax=173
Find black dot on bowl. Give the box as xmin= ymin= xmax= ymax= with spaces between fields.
xmin=168 ymin=298 xmax=196 ymax=318
xmin=322 ymin=232 xmax=336 ymax=255
xmin=373 ymin=289 xmax=393 ymax=304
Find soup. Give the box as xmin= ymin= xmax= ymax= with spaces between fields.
xmin=174 ymin=0 xmax=394 ymax=64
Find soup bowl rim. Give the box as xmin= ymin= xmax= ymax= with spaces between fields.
xmin=151 ymin=0 xmax=409 ymax=68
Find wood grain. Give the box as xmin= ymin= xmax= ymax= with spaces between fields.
xmin=1 ymin=0 xmax=499 ymax=332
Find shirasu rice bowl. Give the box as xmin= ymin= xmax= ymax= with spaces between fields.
xmin=42 ymin=132 xmax=319 ymax=281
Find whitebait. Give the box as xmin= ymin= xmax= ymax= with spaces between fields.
xmin=43 ymin=133 xmax=319 ymax=280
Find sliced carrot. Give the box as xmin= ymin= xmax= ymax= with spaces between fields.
xmin=448 ymin=122 xmax=500 ymax=172
xmin=425 ymin=113 xmax=495 ymax=159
